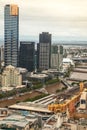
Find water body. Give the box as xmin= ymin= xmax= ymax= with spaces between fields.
xmin=1 ymin=35 xmax=87 ymax=45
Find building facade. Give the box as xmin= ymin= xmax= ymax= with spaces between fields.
xmin=39 ymin=42 xmax=50 ymax=70
xmin=80 ymin=89 xmax=87 ymax=109
xmin=38 ymin=32 xmax=51 ymax=70
xmin=39 ymin=32 xmax=51 ymax=44
xmin=19 ymin=42 xmax=35 ymax=71
xmin=51 ymin=45 xmax=63 ymax=71
xmin=2 ymin=65 xmax=22 ymax=87
xmin=0 ymin=46 xmax=4 ymax=70
xmin=4 ymin=4 xmax=19 ymax=67
xmin=0 ymin=46 xmax=4 ymax=62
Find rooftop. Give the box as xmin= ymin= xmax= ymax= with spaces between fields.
xmin=9 ymin=102 xmax=52 ymax=114
xmin=30 ymin=73 xmax=48 ymax=79
xmin=0 ymin=114 xmax=29 ymax=128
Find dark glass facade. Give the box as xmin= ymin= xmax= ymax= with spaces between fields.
xmin=19 ymin=42 xmax=35 ymax=72
xmin=38 ymin=32 xmax=51 ymax=69
xmin=39 ymin=32 xmax=51 ymax=44
xmin=37 ymin=43 xmax=40 ymax=69
xmin=4 ymin=5 xmax=19 ymax=67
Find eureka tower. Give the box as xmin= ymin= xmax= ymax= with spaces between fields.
xmin=4 ymin=4 xmax=19 ymax=67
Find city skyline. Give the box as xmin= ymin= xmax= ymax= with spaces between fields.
xmin=1 ymin=0 xmax=87 ymax=41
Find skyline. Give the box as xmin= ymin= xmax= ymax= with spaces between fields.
xmin=1 ymin=0 xmax=87 ymax=41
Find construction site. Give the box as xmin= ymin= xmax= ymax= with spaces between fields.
xmin=4 ymin=82 xmax=87 ymax=130
xmin=45 ymin=82 xmax=87 ymax=130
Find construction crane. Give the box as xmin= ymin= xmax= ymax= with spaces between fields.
xmin=48 ymin=82 xmax=84 ymax=117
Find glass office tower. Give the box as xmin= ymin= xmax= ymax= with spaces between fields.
xmin=19 ymin=42 xmax=35 ymax=72
xmin=39 ymin=32 xmax=51 ymax=70
xmin=4 ymin=4 xmax=19 ymax=67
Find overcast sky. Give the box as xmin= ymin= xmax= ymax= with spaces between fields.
xmin=0 ymin=0 xmax=87 ymax=41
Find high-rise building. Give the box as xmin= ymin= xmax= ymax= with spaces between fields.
xmin=39 ymin=32 xmax=51 ymax=44
xmin=38 ymin=32 xmax=51 ymax=70
xmin=4 ymin=4 xmax=19 ymax=67
xmin=51 ymin=45 xmax=63 ymax=71
xmin=0 ymin=46 xmax=4 ymax=62
xmin=37 ymin=43 xmax=40 ymax=70
xmin=19 ymin=42 xmax=35 ymax=71
xmin=0 ymin=46 xmax=4 ymax=70
xmin=1 ymin=65 xmax=22 ymax=87
xmin=39 ymin=42 xmax=50 ymax=70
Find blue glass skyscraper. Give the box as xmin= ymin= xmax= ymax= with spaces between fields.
xmin=4 ymin=4 xmax=19 ymax=67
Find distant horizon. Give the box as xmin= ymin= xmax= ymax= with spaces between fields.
xmin=1 ymin=35 xmax=87 ymax=42
xmin=1 ymin=0 xmax=87 ymax=41
xmin=1 ymin=35 xmax=87 ymax=45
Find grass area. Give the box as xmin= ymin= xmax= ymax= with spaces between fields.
xmin=33 ymin=84 xmax=43 ymax=89
xmin=45 ymin=78 xmax=59 ymax=85
xmin=0 ymin=78 xmax=59 ymax=99
xmin=24 ymin=94 xmax=49 ymax=102
xmin=0 ymin=87 xmax=31 ymax=99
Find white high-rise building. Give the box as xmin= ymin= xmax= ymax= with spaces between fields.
xmin=2 ymin=65 xmax=22 ymax=87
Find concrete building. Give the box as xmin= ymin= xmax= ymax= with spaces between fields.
xmin=38 ymin=32 xmax=51 ymax=70
xmin=4 ymin=4 xmax=19 ymax=67
xmin=19 ymin=41 xmax=35 ymax=72
xmin=17 ymin=67 xmax=28 ymax=80
xmin=9 ymin=102 xmax=52 ymax=114
xmin=51 ymin=45 xmax=63 ymax=71
xmin=1 ymin=65 xmax=22 ymax=87
xmin=0 ymin=115 xmax=31 ymax=130
xmin=80 ymin=89 xmax=87 ymax=109
xmin=30 ymin=73 xmax=48 ymax=80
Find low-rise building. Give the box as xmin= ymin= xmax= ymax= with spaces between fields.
xmin=0 ymin=114 xmax=35 ymax=130
xmin=9 ymin=102 xmax=52 ymax=115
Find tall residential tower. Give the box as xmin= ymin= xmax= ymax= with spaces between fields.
xmin=4 ymin=4 xmax=19 ymax=67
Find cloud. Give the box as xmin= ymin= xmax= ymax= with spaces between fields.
xmin=0 ymin=0 xmax=87 ymax=40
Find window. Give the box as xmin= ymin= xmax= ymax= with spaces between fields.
xmin=81 ymin=99 xmax=86 ymax=104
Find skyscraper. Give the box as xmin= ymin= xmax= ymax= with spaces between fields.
xmin=39 ymin=32 xmax=51 ymax=44
xmin=19 ymin=42 xmax=35 ymax=72
xmin=4 ymin=4 xmax=19 ymax=67
xmin=51 ymin=45 xmax=63 ymax=71
xmin=38 ymin=32 xmax=51 ymax=70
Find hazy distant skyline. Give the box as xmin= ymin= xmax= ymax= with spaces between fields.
xmin=1 ymin=0 xmax=87 ymax=41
